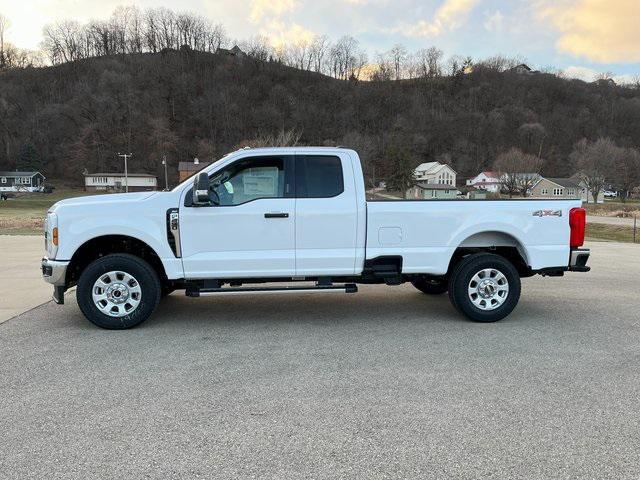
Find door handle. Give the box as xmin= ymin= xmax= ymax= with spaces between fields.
xmin=264 ymin=213 xmax=289 ymax=218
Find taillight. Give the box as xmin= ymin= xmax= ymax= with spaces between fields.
xmin=569 ymin=207 xmax=586 ymax=247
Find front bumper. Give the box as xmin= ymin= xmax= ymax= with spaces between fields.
xmin=42 ymin=257 xmax=69 ymax=304
xmin=569 ymin=248 xmax=590 ymax=272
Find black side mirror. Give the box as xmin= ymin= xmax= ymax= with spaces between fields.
xmin=192 ymin=172 xmax=211 ymax=206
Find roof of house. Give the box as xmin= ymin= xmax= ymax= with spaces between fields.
xmin=414 ymin=182 xmax=458 ymax=190
xmin=414 ymin=162 xmax=457 ymax=175
xmin=480 ymin=171 xmax=500 ymax=178
xmin=541 ymin=177 xmax=581 ymax=189
xmin=84 ymin=172 xmax=157 ymax=178
xmin=178 ymin=161 xmax=211 ymax=172
xmin=510 ymin=63 xmax=532 ymax=72
xmin=0 ymin=171 xmax=44 ymax=177
xmin=217 ymin=45 xmax=245 ymax=56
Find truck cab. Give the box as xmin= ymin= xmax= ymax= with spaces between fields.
xmin=42 ymin=147 xmax=590 ymax=329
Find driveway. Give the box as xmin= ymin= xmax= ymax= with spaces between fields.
xmin=0 ymin=235 xmax=52 ymax=323
xmin=1 ymin=242 xmax=640 ymax=478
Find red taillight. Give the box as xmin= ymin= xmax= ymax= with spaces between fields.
xmin=569 ymin=207 xmax=586 ymax=247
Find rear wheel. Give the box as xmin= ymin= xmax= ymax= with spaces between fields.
xmin=76 ymin=254 xmax=161 ymax=329
xmin=412 ymin=278 xmax=448 ymax=295
xmin=448 ymin=253 xmax=521 ymax=322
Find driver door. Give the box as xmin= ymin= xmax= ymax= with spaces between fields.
xmin=179 ymin=155 xmax=296 ymax=279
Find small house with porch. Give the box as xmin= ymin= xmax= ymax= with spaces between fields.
xmin=0 ymin=171 xmax=46 ymax=192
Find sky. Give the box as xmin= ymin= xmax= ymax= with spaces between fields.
xmin=0 ymin=0 xmax=639 ymax=82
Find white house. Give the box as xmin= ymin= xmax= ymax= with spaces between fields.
xmin=413 ymin=162 xmax=457 ymax=186
xmin=466 ymin=171 xmax=501 ymax=193
xmin=84 ymin=173 xmax=157 ymax=192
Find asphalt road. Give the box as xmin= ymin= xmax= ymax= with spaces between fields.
xmin=1 ymin=242 xmax=639 ymax=479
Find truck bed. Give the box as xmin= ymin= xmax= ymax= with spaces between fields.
xmin=365 ymin=199 xmax=582 ymax=275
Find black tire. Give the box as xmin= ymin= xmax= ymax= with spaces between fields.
xmin=76 ymin=254 xmax=161 ymax=329
xmin=412 ymin=278 xmax=448 ymax=295
xmin=448 ymin=253 xmax=521 ymax=323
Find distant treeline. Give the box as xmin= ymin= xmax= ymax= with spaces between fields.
xmin=0 ymin=8 xmax=639 ymax=195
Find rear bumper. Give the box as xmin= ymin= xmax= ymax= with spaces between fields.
xmin=569 ymin=248 xmax=590 ymax=272
xmin=42 ymin=257 xmax=69 ymax=304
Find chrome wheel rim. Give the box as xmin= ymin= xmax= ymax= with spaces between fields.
xmin=92 ymin=271 xmax=142 ymax=317
xmin=468 ymin=268 xmax=509 ymax=311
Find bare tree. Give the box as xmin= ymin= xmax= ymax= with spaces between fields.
xmin=518 ymin=122 xmax=547 ymax=157
xmin=0 ymin=13 xmax=8 ymax=68
xmin=243 ymin=35 xmax=272 ymax=61
xmin=371 ymin=52 xmax=393 ymax=81
xmin=329 ymin=36 xmax=364 ymax=80
xmin=570 ymin=138 xmax=621 ymax=204
xmin=388 ymin=44 xmax=407 ymax=80
xmin=288 ymin=37 xmax=312 ymax=70
xmin=42 ymin=20 xmax=85 ymax=64
xmin=612 ymin=147 xmax=640 ymax=202
xmin=309 ymin=34 xmax=330 ymax=73
xmin=237 ymin=128 xmax=302 ymax=148
xmin=494 ymin=147 xmax=543 ymax=197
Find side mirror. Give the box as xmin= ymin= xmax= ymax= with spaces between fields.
xmin=192 ymin=172 xmax=211 ymax=206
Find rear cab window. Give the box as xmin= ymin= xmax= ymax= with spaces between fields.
xmin=295 ymin=155 xmax=344 ymax=198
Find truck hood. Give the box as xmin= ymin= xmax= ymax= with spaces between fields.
xmin=49 ymin=191 xmax=157 ymax=211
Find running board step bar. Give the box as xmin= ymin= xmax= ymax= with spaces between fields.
xmin=186 ymin=284 xmax=358 ymax=297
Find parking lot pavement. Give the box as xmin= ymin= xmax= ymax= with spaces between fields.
xmin=0 ymin=235 xmax=52 ymax=323
xmin=1 ymin=242 xmax=639 ymax=479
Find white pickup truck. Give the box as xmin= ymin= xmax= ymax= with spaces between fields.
xmin=42 ymin=147 xmax=590 ymax=329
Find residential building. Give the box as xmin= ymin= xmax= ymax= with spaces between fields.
xmin=407 ymin=182 xmax=459 ymax=200
xmin=507 ymin=64 xmax=539 ymax=75
xmin=466 ymin=171 xmax=501 ymax=193
xmin=530 ymin=177 xmax=604 ymax=203
xmin=84 ymin=173 xmax=157 ymax=192
xmin=178 ymin=158 xmax=211 ymax=182
xmin=216 ymin=45 xmax=246 ymax=58
xmin=0 ymin=171 xmax=46 ymax=192
xmin=413 ymin=162 xmax=457 ymax=186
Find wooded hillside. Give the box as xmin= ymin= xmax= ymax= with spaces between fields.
xmin=1 ymin=48 xmax=640 ymax=187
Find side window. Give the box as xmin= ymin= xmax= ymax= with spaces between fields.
xmin=210 ymin=156 xmax=287 ymax=206
xmin=296 ymin=155 xmax=344 ymax=198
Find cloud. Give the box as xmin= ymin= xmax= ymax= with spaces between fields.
xmin=483 ymin=10 xmax=503 ymax=32
xmin=260 ymin=20 xmax=315 ymax=48
xmin=563 ymin=65 xmax=637 ymax=84
xmin=401 ymin=0 xmax=481 ymax=37
xmin=538 ymin=0 xmax=640 ymax=63
xmin=249 ymin=0 xmax=299 ymax=23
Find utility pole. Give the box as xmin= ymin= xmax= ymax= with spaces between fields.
xmin=162 ymin=155 xmax=169 ymax=191
xmin=117 ymin=153 xmax=132 ymax=192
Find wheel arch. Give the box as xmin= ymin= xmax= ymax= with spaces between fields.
xmin=66 ymin=234 xmax=168 ymax=286
xmin=448 ymin=231 xmax=531 ymax=277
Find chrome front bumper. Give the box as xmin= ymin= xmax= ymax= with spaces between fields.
xmin=42 ymin=257 xmax=69 ymax=304
xmin=41 ymin=257 xmax=69 ymax=286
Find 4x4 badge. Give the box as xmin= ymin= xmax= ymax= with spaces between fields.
xmin=533 ymin=209 xmax=563 ymax=217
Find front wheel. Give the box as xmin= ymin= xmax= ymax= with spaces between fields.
xmin=448 ymin=253 xmax=521 ymax=322
xmin=76 ymin=254 xmax=161 ymax=329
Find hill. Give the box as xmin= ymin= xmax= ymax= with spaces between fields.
xmin=1 ymin=49 xmax=640 ymax=186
